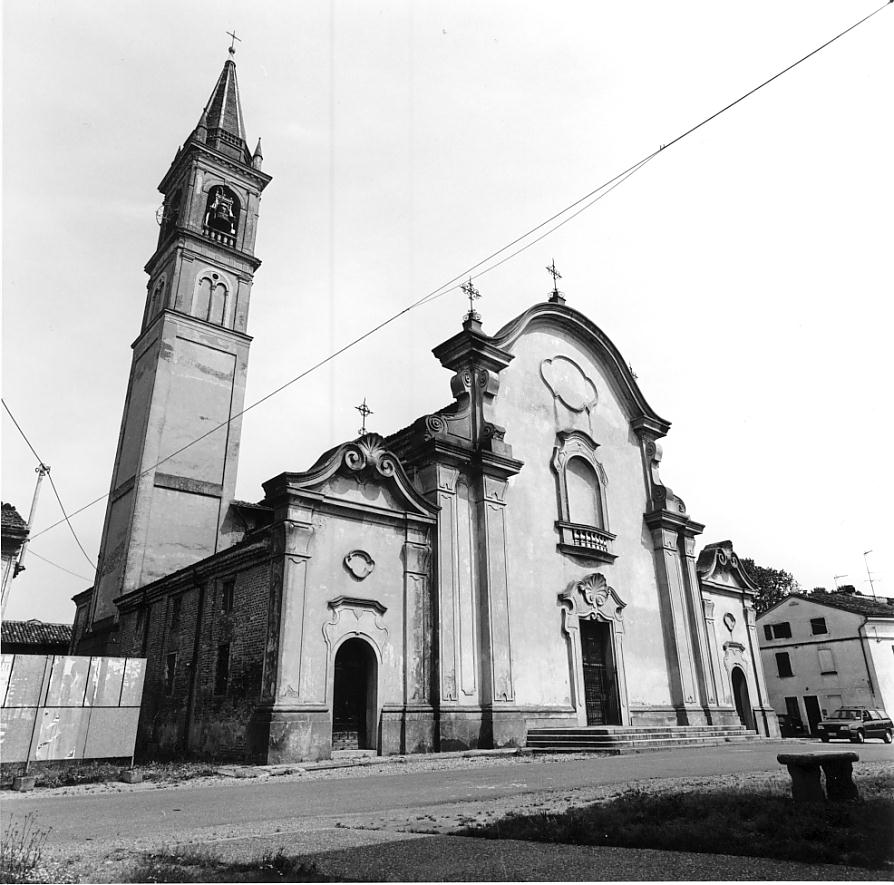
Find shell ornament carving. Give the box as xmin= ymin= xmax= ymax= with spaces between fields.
xmin=342 ymin=433 xmax=398 ymax=478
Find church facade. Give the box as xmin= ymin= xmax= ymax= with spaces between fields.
xmin=73 ymin=54 xmax=778 ymax=761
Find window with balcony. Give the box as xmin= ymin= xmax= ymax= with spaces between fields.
xmin=551 ymin=431 xmax=615 ymax=562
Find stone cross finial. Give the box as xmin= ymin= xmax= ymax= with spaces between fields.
xmin=227 ymin=30 xmax=242 ymax=56
xmin=355 ymin=397 xmax=373 ymax=435
xmin=461 ymin=277 xmax=481 ymax=323
xmin=546 ymin=259 xmax=565 ymax=304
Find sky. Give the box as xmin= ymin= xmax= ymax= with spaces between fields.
xmin=2 ymin=1 xmax=892 ymax=624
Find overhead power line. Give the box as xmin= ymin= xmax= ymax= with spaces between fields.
xmin=2 ymin=399 xmax=98 ymax=571
xmin=28 ymin=1 xmax=891 ymax=543
xmin=25 ymin=549 xmax=93 ymax=583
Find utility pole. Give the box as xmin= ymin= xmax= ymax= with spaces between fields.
xmin=863 ymin=550 xmax=877 ymax=600
xmin=16 ymin=463 xmax=50 ymax=577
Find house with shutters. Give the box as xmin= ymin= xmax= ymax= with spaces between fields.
xmin=757 ymin=591 xmax=894 ymax=734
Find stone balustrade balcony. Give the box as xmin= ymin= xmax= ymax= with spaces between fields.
xmin=202 ymin=225 xmax=236 ymax=248
xmin=556 ymin=520 xmax=617 ymax=563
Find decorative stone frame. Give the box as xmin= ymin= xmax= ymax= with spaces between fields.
xmin=551 ymin=430 xmax=616 ymax=562
xmin=559 ymin=573 xmax=629 ymax=726
xmin=193 ymin=268 xmax=231 ymax=327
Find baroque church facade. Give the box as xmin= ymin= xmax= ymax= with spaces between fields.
xmin=73 ymin=54 xmax=778 ymax=761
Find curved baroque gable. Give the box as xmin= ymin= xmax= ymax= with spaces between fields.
xmin=291 ymin=433 xmax=438 ymax=519
xmin=492 ymin=302 xmax=670 ymax=437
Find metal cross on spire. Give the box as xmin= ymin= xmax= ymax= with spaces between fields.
xmin=461 ymin=277 xmax=481 ymax=323
xmin=227 ymin=30 xmax=242 ymax=56
xmin=356 ymin=397 xmax=373 ymax=436
xmin=546 ymin=259 xmax=565 ymax=304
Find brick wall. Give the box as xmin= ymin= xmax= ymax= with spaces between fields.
xmin=122 ymin=553 xmax=271 ymax=760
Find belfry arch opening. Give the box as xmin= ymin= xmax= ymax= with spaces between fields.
xmin=332 ymin=638 xmax=378 ymax=751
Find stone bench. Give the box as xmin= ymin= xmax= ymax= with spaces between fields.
xmin=777 ymin=752 xmax=859 ymax=802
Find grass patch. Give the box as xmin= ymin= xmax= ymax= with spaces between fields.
xmin=125 ymin=847 xmax=344 ymax=883
xmin=20 ymin=760 xmax=219 ymax=790
xmin=461 ymin=772 xmax=894 ymax=869
xmin=0 ymin=812 xmax=49 ymax=883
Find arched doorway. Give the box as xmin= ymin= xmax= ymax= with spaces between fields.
xmin=731 ymin=666 xmax=753 ymax=730
xmin=332 ymin=638 xmax=378 ymax=751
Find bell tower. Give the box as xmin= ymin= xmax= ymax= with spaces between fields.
xmin=83 ymin=49 xmax=272 ymax=651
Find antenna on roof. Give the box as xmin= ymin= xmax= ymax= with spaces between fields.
xmin=863 ymin=551 xmax=877 ymax=600
xmin=833 ymin=574 xmax=848 ymax=589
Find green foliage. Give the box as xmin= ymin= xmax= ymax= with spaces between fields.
xmin=0 ymin=813 xmax=49 ymax=884
xmin=125 ymin=847 xmax=340 ymax=883
xmin=740 ymin=557 xmax=801 ymax=613
xmin=462 ymin=775 xmax=894 ymax=869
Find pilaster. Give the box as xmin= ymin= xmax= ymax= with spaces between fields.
xmin=645 ymin=513 xmax=701 ymax=719
xmin=680 ymin=529 xmax=717 ymax=709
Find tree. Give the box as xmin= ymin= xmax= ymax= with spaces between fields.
xmin=740 ymin=557 xmax=802 ymax=614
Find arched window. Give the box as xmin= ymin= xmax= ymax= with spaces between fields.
xmin=144 ymin=275 xmax=166 ymax=328
xmin=566 ymin=457 xmax=605 ymax=529
xmin=193 ymin=271 xmax=229 ymax=326
xmin=551 ymin=431 xmax=615 ymax=562
xmin=203 ymin=185 xmax=240 ymax=246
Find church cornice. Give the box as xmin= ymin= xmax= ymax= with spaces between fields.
xmin=493 ymin=301 xmax=671 ymax=437
xmin=144 ymin=228 xmax=263 ymax=276
xmin=113 ymin=535 xmax=271 ymax=611
xmin=158 ymin=140 xmax=272 ymax=194
xmin=130 ymin=308 xmax=253 ymax=351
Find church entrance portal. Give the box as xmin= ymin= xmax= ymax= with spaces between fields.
xmin=332 ymin=638 xmax=378 ymax=751
xmin=731 ymin=666 xmax=753 ymax=729
xmin=580 ymin=619 xmax=620 ymax=725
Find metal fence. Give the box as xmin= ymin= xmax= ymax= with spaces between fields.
xmin=0 ymin=654 xmax=145 ymax=764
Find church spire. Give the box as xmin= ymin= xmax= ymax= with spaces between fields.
xmin=198 ymin=54 xmax=249 ymax=162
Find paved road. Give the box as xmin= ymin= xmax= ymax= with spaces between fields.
xmin=3 ymin=741 xmax=892 ymax=849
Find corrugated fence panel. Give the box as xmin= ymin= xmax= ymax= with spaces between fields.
xmin=3 ymin=655 xmax=48 ymax=708
xmin=45 ymin=656 xmax=91 ymax=707
xmin=0 ymin=707 xmax=38 ymax=761
xmin=33 ymin=708 xmax=91 ymax=761
xmin=0 ymin=654 xmax=146 ymax=764
xmin=86 ymin=657 xmax=126 ymax=707
xmin=83 ymin=708 xmax=142 ymax=758
xmin=0 ymin=656 xmax=13 ymax=704
xmin=120 ymin=659 xmax=146 ymax=706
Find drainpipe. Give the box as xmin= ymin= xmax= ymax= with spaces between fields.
xmin=857 ymin=621 xmax=878 ymax=704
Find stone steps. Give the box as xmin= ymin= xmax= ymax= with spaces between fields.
xmin=526 ymin=724 xmax=758 ymax=754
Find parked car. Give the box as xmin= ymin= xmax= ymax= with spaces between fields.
xmin=777 ymin=714 xmax=807 ymax=738
xmin=816 ymin=707 xmax=893 ymax=744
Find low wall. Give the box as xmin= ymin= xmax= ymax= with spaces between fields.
xmin=0 ymin=654 xmax=146 ymax=765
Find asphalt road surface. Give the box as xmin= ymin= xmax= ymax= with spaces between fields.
xmin=4 ymin=741 xmax=892 ymax=850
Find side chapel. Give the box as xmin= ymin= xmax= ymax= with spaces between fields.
xmin=72 ymin=52 xmax=778 ymax=760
